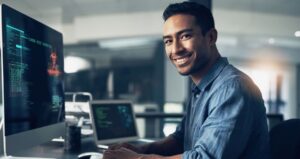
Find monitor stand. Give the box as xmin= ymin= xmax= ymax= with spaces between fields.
xmin=0 ymin=119 xmax=55 ymax=159
xmin=0 ymin=119 xmax=4 ymax=157
xmin=2 ymin=157 xmax=55 ymax=159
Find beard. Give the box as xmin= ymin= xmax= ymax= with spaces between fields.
xmin=177 ymin=54 xmax=209 ymax=76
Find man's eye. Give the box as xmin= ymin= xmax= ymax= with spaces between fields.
xmin=181 ymin=34 xmax=191 ymax=40
xmin=164 ymin=39 xmax=172 ymax=45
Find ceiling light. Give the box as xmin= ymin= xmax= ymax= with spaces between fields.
xmin=217 ymin=36 xmax=238 ymax=46
xmin=64 ymin=56 xmax=91 ymax=73
xmin=295 ymin=31 xmax=300 ymax=37
xmin=98 ymin=37 xmax=156 ymax=49
xmin=268 ymin=38 xmax=275 ymax=44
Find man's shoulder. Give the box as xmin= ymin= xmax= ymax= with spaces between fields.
xmin=207 ymin=64 xmax=265 ymax=109
xmin=213 ymin=64 xmax=251 ymax=87
xmin=208 ymin=63 xmax=263 ymax=101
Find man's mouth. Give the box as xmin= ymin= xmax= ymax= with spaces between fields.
xmin=173 ymin=53 xmax=192 ymax=66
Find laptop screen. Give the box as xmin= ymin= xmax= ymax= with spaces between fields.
xmin=90 ymin=100 xmax=139 ymax=144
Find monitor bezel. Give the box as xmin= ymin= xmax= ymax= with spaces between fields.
xmin=0 ymin=3 xmax=65 ymax=156
xmin=89 ymin=100 xmax=140 ymax=145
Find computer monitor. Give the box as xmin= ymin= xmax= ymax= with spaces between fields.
xmin=0 ymin=4 xmax=65 ymax=156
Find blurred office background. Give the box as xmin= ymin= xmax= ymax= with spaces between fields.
xmin=2 ymin=0 xmax=300 ymax=138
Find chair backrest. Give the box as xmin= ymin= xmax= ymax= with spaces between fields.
xmin=269 ymin=119 xmax=300 ymax=159
xmin=267 ymin=114 xmax=284 ymax=130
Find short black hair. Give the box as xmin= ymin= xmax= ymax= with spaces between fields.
xmin=163 ymin=1 xmax=215 ymax=35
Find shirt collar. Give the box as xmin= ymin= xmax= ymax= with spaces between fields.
xmin=192 ymin=57 xmax=228 ymax=92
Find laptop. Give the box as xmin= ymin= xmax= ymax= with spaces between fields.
xmin=89 ymin=100 xmax=152 ymax=149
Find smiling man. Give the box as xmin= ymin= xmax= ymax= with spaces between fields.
xmin=103 ymin=2 xmax=270 ymax=159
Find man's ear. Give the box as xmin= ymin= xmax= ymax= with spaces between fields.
xmin=206 ymin=28 xmax=218 ymax=46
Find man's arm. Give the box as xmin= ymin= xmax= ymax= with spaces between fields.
xmin=142 ymin=135 xmax=183 ymax=156
xmin=103 ymin=147 xmax=182 ymax=159
xmin=104 ymin=136 xmax=183 ymax=159
xmin=108 ymin=135 xmax=183 ymax=156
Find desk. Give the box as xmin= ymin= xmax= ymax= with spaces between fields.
xmin=11 ymin=135 xmax=101 ymax=159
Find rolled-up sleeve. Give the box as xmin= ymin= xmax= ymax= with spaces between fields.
xmin=183 ymin=79 xmax=255 ymax=159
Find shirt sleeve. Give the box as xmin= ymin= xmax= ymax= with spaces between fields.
xmin=183 ymin=79 xmax=257 ymax=159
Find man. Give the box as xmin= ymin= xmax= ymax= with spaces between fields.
xmin=103 ymin=1 xmax=270 ymax=159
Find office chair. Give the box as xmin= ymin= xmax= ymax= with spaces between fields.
xmin=269 ymin=119 xmax=300 ymax=159
xmin=267 ymin=114 xmax=284 ymax=130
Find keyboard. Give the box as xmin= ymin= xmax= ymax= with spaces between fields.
xmin=78 ymin=152 xmax=103 ymax=159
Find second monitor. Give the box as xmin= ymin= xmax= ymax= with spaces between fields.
xmin=89 ymin=100 xmax=139 ymax=145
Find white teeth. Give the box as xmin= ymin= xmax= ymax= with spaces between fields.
xmin=175 ymin=57 xmax=188 ymax=65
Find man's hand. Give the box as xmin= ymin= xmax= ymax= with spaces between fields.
xmin=103 ymin=136 xmax=183 ymax=159
xmin=108 ymin=143 xmax=146 ymax=153
xmin=103 ymin=147 xmax=144 ymax=159
xmin=105 ymin=143 xmax=182 ymax=159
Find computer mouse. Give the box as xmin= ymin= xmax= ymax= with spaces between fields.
xmin=77 ymin=152 xmax=103 ymax=159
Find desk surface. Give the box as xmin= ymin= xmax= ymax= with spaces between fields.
xmin=12 ymin=135 xmax=101 ymax=159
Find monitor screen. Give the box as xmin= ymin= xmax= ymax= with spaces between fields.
xmin=0 ymin=4 xmax=65 ymax=156
xmin=90 ymin=101 xmax=138 ymax=144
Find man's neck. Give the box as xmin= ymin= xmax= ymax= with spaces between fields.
xmin=190 ymin=51 xmax=220 ymax=85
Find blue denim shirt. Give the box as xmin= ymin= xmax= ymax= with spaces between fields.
xmin=171 ymin=57 xmax=270 ymax=159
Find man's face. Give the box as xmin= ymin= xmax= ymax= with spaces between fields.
xmin=163 ymin=14 xmax=212 ymax=76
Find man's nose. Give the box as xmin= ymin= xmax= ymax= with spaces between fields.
xmin=172 ymin=40 xmax=184 ymax=54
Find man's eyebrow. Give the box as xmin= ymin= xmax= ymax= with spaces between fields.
xmin=177 ymin=28 xmax=193 ymax=35
xmin=163 ymin=28 xmax=194 ymax=40
xmin=162 ymin=35 xmax=171 ymax=40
